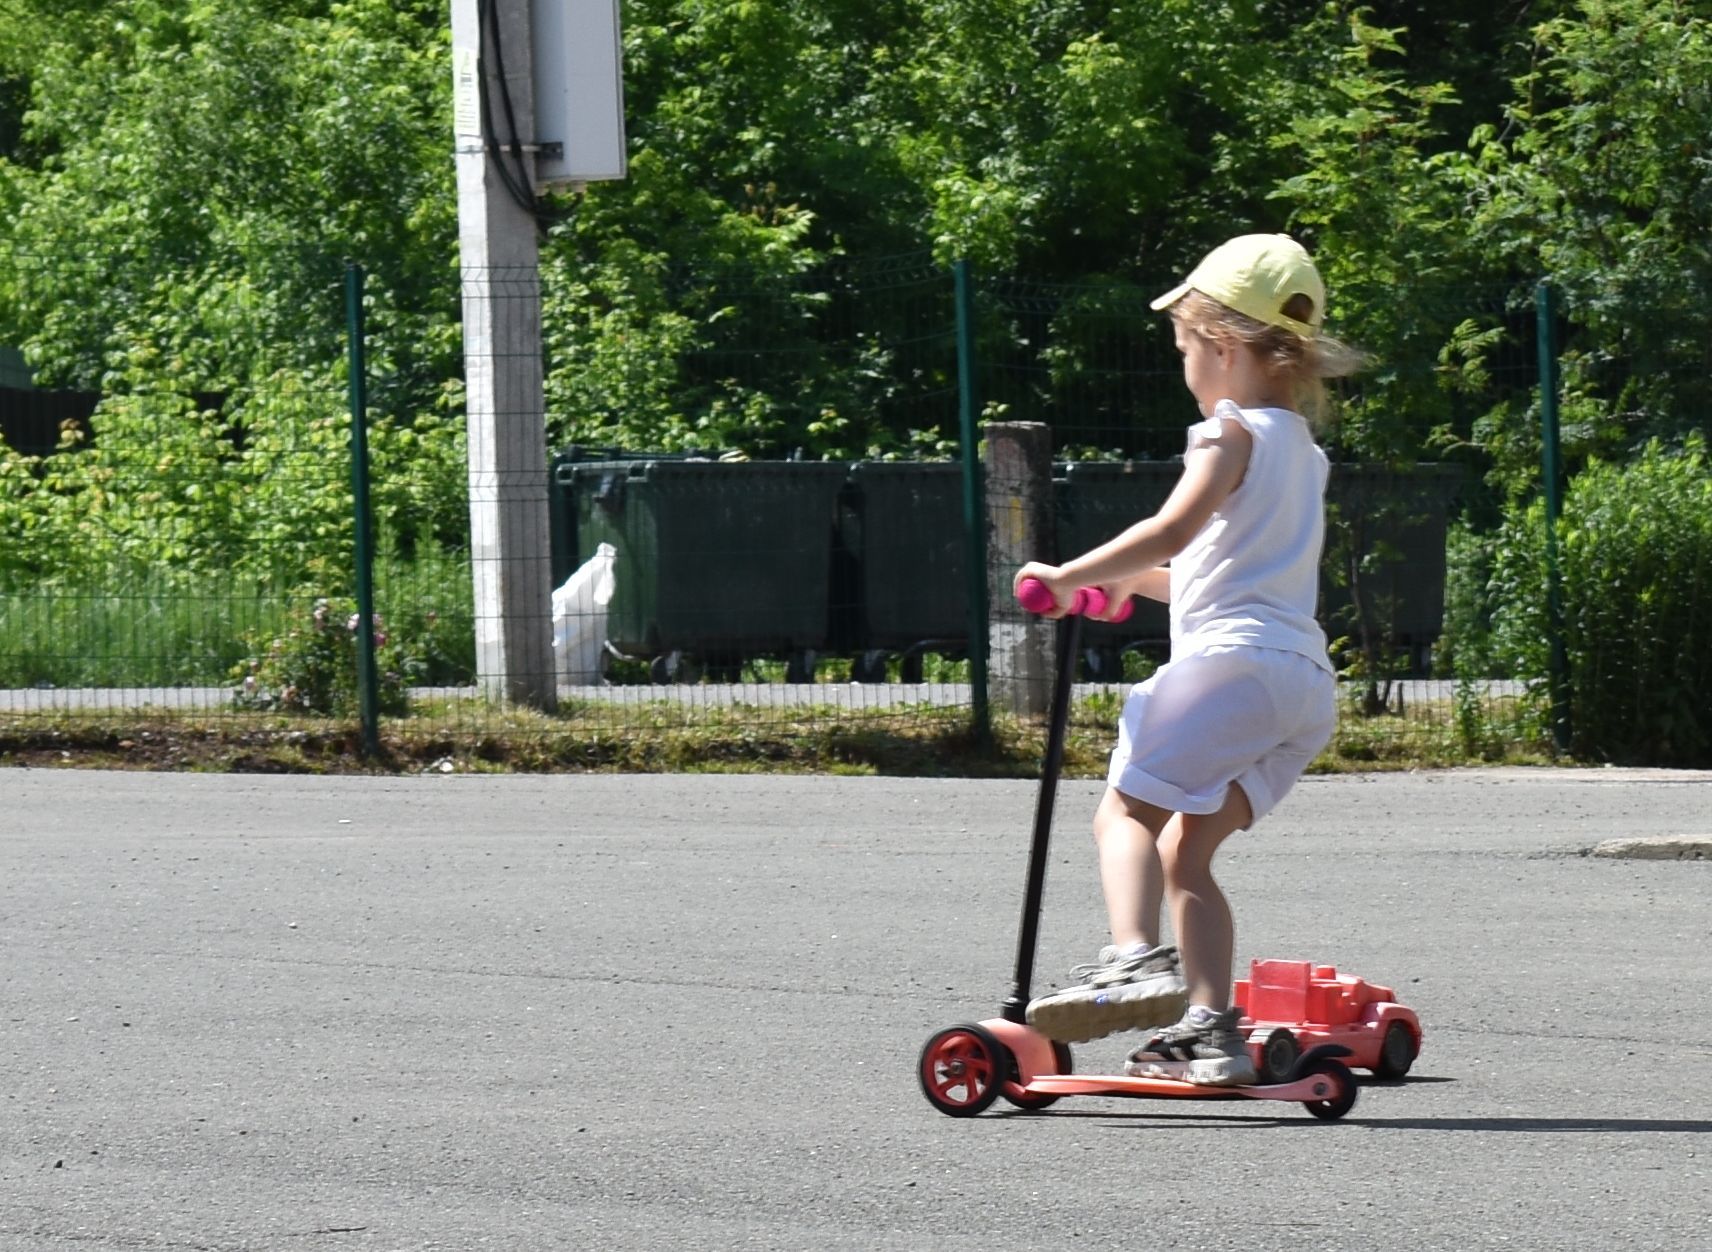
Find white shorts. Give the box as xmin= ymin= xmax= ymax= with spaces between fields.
xmin=1107 ymin=645 xmax=1335 ymax=825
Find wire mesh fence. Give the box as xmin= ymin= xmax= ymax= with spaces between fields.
xmin=0 ymin=245 xmax=1566 ymax=762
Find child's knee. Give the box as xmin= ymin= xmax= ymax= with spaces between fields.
xmin=1094 ymin=786 xmax=1168 ymax=842
xmin=1158 ymin=824 xmax=1223 ymax=885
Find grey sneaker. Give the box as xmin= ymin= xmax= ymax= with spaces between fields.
xmin=1025 ymin=945 xmax=1189 ymax=1044
xmin=1124 ymin=1008 xmax=1258 ymax=1087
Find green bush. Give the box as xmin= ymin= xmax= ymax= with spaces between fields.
xmin=1488 ymin=436 xmax=1712 ymax=766
xmin=1436 ymin=520 xmax=1499 ymax=681
xmin=233 ymin=597 xmax=421 ymax=717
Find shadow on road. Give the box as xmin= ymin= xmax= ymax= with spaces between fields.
xmin=1013 ymin=1116 xmax=1712 ymax=1137
xmin=1345 ymin=1117 xmax=1712 ymax=1133
xmin=996 ymin=1078 xmax=1711 ymax=1133
xmin=1023 ymin=1110 xmax=1712 ymax=1133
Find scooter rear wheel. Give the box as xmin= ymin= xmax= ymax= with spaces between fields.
xmin=1298 ymin=1058 xmax=1358 ymax=1121
xmin=919 ymin=1024 xmax=1008 ymax=1117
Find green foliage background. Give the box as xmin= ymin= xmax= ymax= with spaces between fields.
xmin=7 ymin=1 xmax=1711 ymax=476
xmin=1486 ymin=436 xmax=1712 ymax=765
xmin=3 ymin=0 xmax=1712 ymax=758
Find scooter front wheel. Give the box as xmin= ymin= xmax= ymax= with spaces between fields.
xmin=919 ymin=1024 xmax=1009 ymax=1117
xmin=1002 ymin=1040 xmax=1073 ymax=1111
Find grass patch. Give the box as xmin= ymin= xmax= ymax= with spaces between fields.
xmin=1320 ymin=704 xmax=1554 ymax=770
xmin=0 ymin=691 xmax=1556 ymax=775
xmin=0 ymin=548 xmax=475 ymax=689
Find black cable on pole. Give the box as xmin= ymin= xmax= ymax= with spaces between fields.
xmin=481 ymin=0 xmax=531 ymax=185
xmin=474 ymin=0 xmax=539 ymax=219
xmin=475 ymin=0 xmax=574 ymax=232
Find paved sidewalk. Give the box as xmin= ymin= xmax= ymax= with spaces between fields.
xmin=0 ymin=676 xmax=1526 ymax=712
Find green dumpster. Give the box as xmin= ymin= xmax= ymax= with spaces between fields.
xmin=1054 ymin=461 xmax=1178 ymax=671
xmin=1321 ymin=463 xmax=1465 ymax=666
xmin=839 ymin=462 xmax=969 ymax=670
xmin=567 ymin=459 xmax=849 ymax=674
xmin=1047 ymin=459 xmax=1462 ymax=677
xmin=550 ymin=446 xmax=704 ymax=587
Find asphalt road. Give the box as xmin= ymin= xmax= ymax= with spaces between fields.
xmin=2 ymin=767 xmax=1709 ymax=1251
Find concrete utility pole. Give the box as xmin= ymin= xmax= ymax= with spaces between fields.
xmin=984 ymin=422 xmax=1056 ymax=717
xmin=450 ymin=0 xmax=556 ymax=709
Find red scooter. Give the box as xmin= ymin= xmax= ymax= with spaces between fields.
xmin=917 ymin=580 xmax=1379 ymax=1121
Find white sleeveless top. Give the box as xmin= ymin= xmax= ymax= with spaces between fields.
xmin=1169 ymin=399 xmax=1333 ymax=672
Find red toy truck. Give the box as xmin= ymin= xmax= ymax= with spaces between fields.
xmin=1235 ymin=959 xmax=1422 ymax=1083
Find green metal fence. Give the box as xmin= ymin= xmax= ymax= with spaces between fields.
xmin=0 ymin=245 xmax=1563 ymax=762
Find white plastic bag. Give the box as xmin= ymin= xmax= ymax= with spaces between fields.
xmin=551 ymin=542 xmax=617 ymax=686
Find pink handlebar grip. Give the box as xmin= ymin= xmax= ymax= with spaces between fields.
xmin=1016 ymin=578 xmax=1133 ymax=621
xmin=1016 ymin=577 xmax=1057 ymax=614
xmin=1072 ymin=586 xmax=1108 ymax=617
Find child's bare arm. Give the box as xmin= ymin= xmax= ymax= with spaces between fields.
xmin=1058 ymin=418 xmax=1252 ymax=587
xmin=1011 ymin=415 xmax=1250 ymax=614
xmin=1118 ymin=567 xmax=1171 ymax=604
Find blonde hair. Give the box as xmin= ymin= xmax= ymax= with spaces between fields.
xmin=1170 ymin=290 xmax=1366 ymax=428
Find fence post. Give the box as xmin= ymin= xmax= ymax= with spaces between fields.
xmin=954 ymin=259 xmax=990 ymax=741
xmin=345 ymin=262 xmax=381 ymax=757
xmin=984 ymin=421 xmax=1055 ymax=717
xmin=1535 ymin=279 xmax=1571 ymax=752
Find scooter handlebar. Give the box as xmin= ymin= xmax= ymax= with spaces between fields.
xmin=1015 ymin=577 xmax=1133 ymax=622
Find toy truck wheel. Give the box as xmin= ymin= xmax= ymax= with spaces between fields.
xmin=919 ymin=1024 xmax=1009 ymax=1117
xmin=1253 ymin=1028 xmax=1300 ymax=1085
xmin=1299 ymin=1059 xmax=1358 ymax=1121
xmin=1373 ymin=1020 xmax=1419 ymax=1079
xmin=1002 ymin=1041 xmax=1073 ymax=1111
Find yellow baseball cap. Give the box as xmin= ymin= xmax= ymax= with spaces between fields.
xmin=1150 ymin=233 xmax=1325 ymax=338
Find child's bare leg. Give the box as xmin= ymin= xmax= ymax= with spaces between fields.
xmin=1025 ymin=786 xmax=1187 ymax=1043
xmin=1157 ymin=783 xmax=1253 ymax=1009
xmin=1093 ymin=786 xmax=1169 ymax=949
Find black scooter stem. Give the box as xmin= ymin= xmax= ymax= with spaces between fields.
xmin=1000 ymin=611 xmax=1083 ymax=1023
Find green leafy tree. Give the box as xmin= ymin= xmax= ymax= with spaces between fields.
xmin=1267 ymin=12 xmax=1485 ymax=463
xmin=0 ymin=0 xmax=463 ymax=582
xmin=1462 ymin=0 xmax=1712 ymax=486
xmin=541 ymin=0 xmax=1344 ymax=459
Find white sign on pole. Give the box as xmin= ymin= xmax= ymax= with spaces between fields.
xmin=452 ymin=47 xmax=481 ymax=137
xmin=529 ymin=0 xmax=627 ymax=186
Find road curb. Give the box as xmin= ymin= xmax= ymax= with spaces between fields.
xmin=1587 ymin=836 xmax=1712 ymax=861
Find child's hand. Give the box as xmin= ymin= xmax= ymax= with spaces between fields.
xmin=1013 ymin=562 xmax=1071 ymax=617
xmin=1088 ymin=591 xmax=1134 ymax=623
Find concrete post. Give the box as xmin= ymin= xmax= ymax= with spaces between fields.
xmin=451 ymin=0 xmax=557 ymax=709
xmin=984 ymin=422 xmax=1055 ymax=717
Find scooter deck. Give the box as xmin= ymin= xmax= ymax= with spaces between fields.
xmin=1022 ymin=1071 xmax=1338 ymax=1103
xmin=979 ymin=1017 xmax=1355 ymax=1108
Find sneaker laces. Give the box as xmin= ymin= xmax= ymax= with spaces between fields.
xmin=1067 ymin=943 xmax=1181 ymax=986
xmin=1066 ymin=944 xmax=1121 ymax=983
xmin=1134 ymin=1016 xmax=1205 ymax=1061
xmin=1089 ymin=943 xmax=1180 ymax=986
xmin=1134 ymin=1007 xmax=1239 ymax=1061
